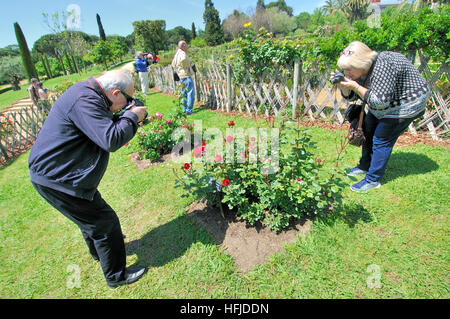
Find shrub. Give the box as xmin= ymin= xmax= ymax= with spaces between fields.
xmin=175 ymin=119 xmax=348 ymax=231
xmin=133 ymin=108 xmax=193 ymax=162
xmin=52 ymin=80 xmax=74 ymax=95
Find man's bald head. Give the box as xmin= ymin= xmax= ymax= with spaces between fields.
xmin=97 ymin=70 xmax=133 ymax=94
xmin=178 ymin=40 xmax=187 ymax=51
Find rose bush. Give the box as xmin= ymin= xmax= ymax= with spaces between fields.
xmin=175 ymin=119 xmax=347 ymax=232
xmin=130 ymin=108 xmax=194 ymax=162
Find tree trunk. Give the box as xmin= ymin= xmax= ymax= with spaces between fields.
xmin=44 ymin=55 xmax=53 ymax=78
xmin=41 ymin=56 xmax=51 ymax=80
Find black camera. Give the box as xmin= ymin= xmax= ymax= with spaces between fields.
xmin=124 ymin=98 xmax=148 ymax=119
xmin=330 ymin=71 xmax=345 ymax=84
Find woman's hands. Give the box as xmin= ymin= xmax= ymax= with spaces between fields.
xmin=330 ymin=70 xmax=359 ymax=91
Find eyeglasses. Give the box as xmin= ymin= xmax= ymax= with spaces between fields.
xmin=340 ymin=49 xmax=355 ymax=56
xmin=121 ymin=91 xmax=134 ymax=105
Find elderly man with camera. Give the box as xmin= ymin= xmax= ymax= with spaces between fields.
xmin=331 ymin=41 xmax=430 ymax=193
xmin=172 ymin=40 xmax=196 ymax=115
xmin=28 ymin=70 xmax=148 ymax=288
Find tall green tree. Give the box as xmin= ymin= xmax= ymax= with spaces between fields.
xmin=96 ymin=14 xmax=106 ymax=41
xmin=203 ymin=0 xmax=224 ymax=46
xmin=167 ymin=26 xmax=192 ymax=47
xmin=83 ymin=40 xmax=112 ymax=70
xmin=191 ymin=22 xmax=197 ymax=39
xmin=133 ymin=20 xmax=167 ymax=53
xmin=257 ymin=0 xmax=266 ymax=11
xmin=0 ymin=56 xmax=26 ymax=88
xmin=43 ymin=11 xmax=82 ymax=74
xmin=266 ymin=0 xmax=293 ymax=16
xmin=13 ymin=22 xmax=38 ymax=82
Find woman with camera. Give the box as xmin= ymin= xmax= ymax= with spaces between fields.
xmin=331 ymin=41 xmax=430 ymax=192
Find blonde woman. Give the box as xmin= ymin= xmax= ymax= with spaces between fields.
xmin=331 ymin=41 xmax=430 ymax=192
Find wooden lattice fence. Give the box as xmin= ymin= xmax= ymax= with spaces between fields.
xmin=149 ymin=53 xmax=449 ymax=141
xmin=0 ymin=100 xmax=54 ymax=163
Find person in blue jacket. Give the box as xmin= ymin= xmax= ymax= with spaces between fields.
xmin=28 ymin=70 xmax=148 ymax=288
xmin=135 ymin=51 xmax=149 ymax=95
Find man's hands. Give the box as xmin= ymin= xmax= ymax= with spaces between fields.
xmin=129 ymin=106 xmax=148 ymax=122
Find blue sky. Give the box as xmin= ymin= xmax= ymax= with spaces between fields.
xmin=1 ymin=0 xmax=399 ymax=49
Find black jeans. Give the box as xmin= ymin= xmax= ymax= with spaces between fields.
xmin=32 ymin=182 xmax=126 ymax=284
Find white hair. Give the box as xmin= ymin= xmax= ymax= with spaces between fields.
xmin=97 ymin=70 xmax=133 ymax=92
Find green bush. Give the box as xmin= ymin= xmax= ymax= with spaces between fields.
xmin=176 ymin=119 xmax=347 ymax=232
xmin=133 ymin=108 xmax=193 ymax=162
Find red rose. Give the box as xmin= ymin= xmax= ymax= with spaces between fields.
xmin=183 ymin=163 xmax=191 ymax=170
xmin=222 ymin=179 xmax=230 ymax=187
xmin=228 ymin=120 xmax=235 ymax=127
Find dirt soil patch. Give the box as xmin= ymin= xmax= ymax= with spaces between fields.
xmin=130 ymin=152 xmax=173 ymax=170
xmin=186 ymin=200 xmax=312 ymax=273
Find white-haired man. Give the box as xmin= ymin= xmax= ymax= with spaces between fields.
xmin=172 ymin=40 xmax=195 ymax=114
xmin=28 ymin=70 xmax=148 ymax=288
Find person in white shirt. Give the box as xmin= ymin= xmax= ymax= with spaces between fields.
xmin=172 ymin=40 xmax=195 ymax=115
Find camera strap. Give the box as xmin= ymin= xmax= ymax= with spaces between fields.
xmin=87 ymin=76 xmax=113 ymax=107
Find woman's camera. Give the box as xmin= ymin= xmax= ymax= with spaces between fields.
xmin=330 ymin=71 xmax=345 ymax=84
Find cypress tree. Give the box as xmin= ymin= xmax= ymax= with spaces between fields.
xmin=203 ymin=0 xmax=224 ymax=46
xmin=191 ymin=22 xmax=197 ymax=39
xmin=96 ymin=14 xmax=106 ymax=41
xmin=257 ymin=0 xmax=265 ymax=10
xmin=14 ymin=22 xmax=38 ymax=82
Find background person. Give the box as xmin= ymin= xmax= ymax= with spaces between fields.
xmin=36 ymin=82 xmax=49 ymax=100
xmin=27 ymin=78 xmax=39 ymax=105
xmin=28 ymin=70 xmax=148 ymax=288
xmin=171 ymin=40 xmax=195 ymax=115
xmin=135 ymin=51 xmax=149 ymax=95
xmin=332 ymin=41 xmax=430 ymax=192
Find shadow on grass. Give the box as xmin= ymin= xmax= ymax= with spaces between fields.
xmin=125 ymin=199 xmax=374 ymax=270
xmin=383 ymin=152 xmax=439 ymax=183
xmin=125 ymin=204 xmax=224 ymax=269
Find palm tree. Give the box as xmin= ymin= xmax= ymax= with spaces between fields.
xmin=343 ymin=0 xmax=372 ymax=23
xmin=322 ymin=0 xmax=345 ymax=15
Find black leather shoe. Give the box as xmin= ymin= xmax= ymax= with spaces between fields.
xmin=107 ymin=267 xmax=148 ymax=289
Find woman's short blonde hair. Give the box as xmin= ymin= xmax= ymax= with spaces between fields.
xmin=337 ymin=41 xmax=378 ymax=73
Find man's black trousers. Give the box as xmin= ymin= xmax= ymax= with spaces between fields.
xmin=32 ymin=182 xmax=126 ymax=284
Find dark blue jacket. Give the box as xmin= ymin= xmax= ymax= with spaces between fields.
xmin=28 ymin=80 xmax=138 ymax=201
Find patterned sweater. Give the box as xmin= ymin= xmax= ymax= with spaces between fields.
xmin=343 ymin=51 xmax=430 ymax=119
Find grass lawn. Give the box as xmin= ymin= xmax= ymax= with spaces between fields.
xmin=0 ymin=91 xmax=448 ymax=298
xmin=0 ymin=60 xmax=132 ymax=111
